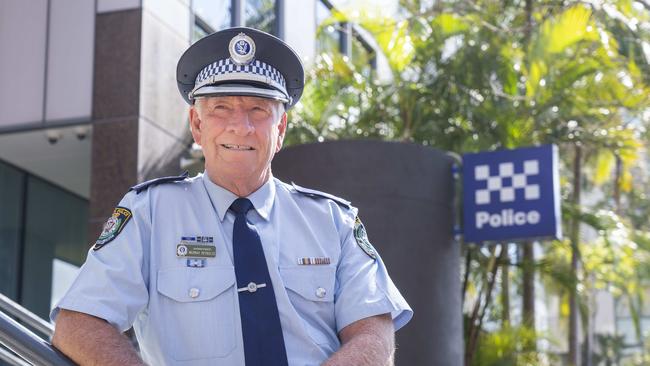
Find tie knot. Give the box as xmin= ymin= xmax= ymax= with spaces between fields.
xmin=230 ymin=197 xmax=254 ymax=215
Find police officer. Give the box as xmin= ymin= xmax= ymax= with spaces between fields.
xmin=51 ymin=27 xmax=412 ymax=366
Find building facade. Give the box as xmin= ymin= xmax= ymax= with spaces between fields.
xmin=0 ymin=0 xmax=378 ymax=321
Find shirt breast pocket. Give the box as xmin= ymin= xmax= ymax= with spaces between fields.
xmin=157 ymin=266 xmax=236 ymax=360
xmin=280 ymin=265 xmax=336 ymax=345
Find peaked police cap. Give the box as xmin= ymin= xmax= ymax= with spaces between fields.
xmin=176 ymin=27 xmax=304 ymax=108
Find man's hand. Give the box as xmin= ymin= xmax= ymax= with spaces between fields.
xmin=322 ymin=313 xmax=395 ymax=366
xmin=52 ymin=309 xmax=144 ymax=366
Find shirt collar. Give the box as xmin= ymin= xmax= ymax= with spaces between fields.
xmin=201 ymin=172 xmax=275 ymax=222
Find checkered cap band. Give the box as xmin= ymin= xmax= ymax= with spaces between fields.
xmin=195 ymin=58 xmax=286 ymax=90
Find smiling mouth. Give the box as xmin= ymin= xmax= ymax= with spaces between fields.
xmin=222 ymin=144 xmax=254 ymax=150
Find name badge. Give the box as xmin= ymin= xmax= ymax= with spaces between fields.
xmin=177 ymin=243 xmax=216 ymax=258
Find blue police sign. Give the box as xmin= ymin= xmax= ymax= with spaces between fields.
xmin=462 ymin=145 xmax=561 ymax=243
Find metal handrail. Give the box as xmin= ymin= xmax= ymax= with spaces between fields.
xmin=0 ymin=294 xmax=53 ymax=339
xmin=0 ymin=345 xmax=31 ymax=366
xmin=0 ymin=310 xmax=75 ymax=366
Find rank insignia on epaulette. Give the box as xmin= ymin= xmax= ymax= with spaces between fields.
xmin=129 ymin=171 xmax=189 ymax=194
xmin=291 ymin=182 xmax=351 ymax=209
xmin=354 ymin=216 xmax=377 ymax=260
xmin=93 ymin=207 xmax=133 ymax=250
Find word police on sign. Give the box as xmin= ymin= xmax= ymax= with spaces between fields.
xmin=462 ymin=145 xmax=561 ymax=243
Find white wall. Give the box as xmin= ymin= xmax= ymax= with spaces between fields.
xmin=0 ymin=1 xmax=48 ymax=127
xmin=0 ymin=0 xmax=94 ymax=129
xmin=282 ymin=0 xmax=317 ymax=65
xmin=46 ymin=0 xmax=95 ymax=122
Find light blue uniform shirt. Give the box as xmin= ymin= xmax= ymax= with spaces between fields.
xmin=51 ymin=173 xmax=412 ymax=365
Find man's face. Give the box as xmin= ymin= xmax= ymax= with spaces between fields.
xmin=189 ymin=96 xmax=287 ymax=185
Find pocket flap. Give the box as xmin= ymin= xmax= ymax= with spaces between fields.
xmin=158 ymin=266 xmax=235 ymax=303
xmin=280 ymin=265 xmax=336 ymax=302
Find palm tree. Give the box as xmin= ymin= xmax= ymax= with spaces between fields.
xmin=289 ymin=0 xmax=650 ymax=364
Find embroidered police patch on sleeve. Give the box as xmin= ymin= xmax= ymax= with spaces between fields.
xmin=354 ymin=216 xmax=377 ymax=260
xmin=93 ymin=207 xmax=133 ymax=251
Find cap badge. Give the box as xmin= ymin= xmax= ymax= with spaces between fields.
xmin=229 ymin=32 xmax=256 ymax=65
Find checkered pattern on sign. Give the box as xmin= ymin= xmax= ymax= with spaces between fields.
xmin=195 ymin=59 xmax=286 ymax=88
xmin=474 ymin=160 xmax=540 ymax=205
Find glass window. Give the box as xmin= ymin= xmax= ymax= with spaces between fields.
xmin=50 ymin=258 xmax=81 ymax=313
xmin=20 ymin=177 xmax=88 ymax=319
xmin=315 ymin=0 xmax=340 ymax=55
xmin=315 ymin=1 xmax=377 ymax=71
xmin=192 ymin=0 xmax=231 ymax=33
xmin=316 ymin=25 xmax=341 ymax=56
xmin=351 ymin=35 xmax=376 ymax=76
xmin=0 ymin=161 xmax=24 ymax=301
xmin=315 ymin=0 xmax=332 ymax=28
xmin=192 ymin=20 xmax=211 ymax=43
xmin=616 ymin=317 xmax=641 ymax=346
xmin=245 ymin=0 xmax=277 ymax=35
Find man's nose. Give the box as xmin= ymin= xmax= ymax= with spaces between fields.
xmin=227 ymin=110 xmax=254 ymax=135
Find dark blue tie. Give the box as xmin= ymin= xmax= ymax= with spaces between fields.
xmin=230 ymin=198 xmax=288 ymax=366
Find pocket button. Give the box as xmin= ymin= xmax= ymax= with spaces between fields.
xmin=315 ymin=287 xmax=327 ymax=299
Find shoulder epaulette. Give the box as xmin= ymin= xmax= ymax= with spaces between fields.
xmin=291 ymin=182 xmax=351 ymax=209
xmin=129 ymin=171 xmax=190 ymax=194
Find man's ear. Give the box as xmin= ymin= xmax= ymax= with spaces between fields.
xmin=275 ymin=112 xmax=288 ymax=153
xmin=189 ymin=105 xmax=202 ymax=145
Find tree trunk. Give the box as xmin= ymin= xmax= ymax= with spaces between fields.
xmin=521 ymin=0 xmax=538 ymax=353
xmin=501 ymin=244 xmax=510 ymax=327
xmin=524 ymin=0 xmax=533 ymax=43
xmin=465 ymin=244 xmax=502 ymax=366
xmin=462 ymin=246 xmax=472 ymax=310
xmin=569 ymin=144 xmax=582 ymax=366
xmin=614 ymin=155 xmax=622 ymax=213
xmin=585 ymin=277 xmax=595 ymax=366
xmin=522 ymin=241 xmax=535 ymax=331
